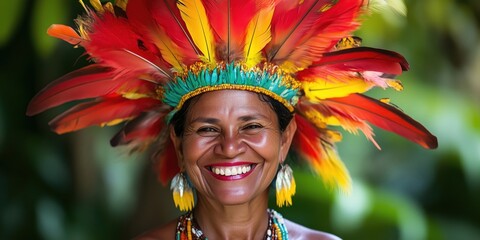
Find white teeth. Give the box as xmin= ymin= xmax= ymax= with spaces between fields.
xmin=211 ymin=165 xmax=252 ymax=176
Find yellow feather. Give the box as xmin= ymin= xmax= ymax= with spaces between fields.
xmin=304 ymin=109 xmax=340 ymax=127
xmin=311 ymin=143 xmax=351 ymax=193
xmin=177 ymin=0 xmax=216 ymax=65
xmin=115 ymin=0 xmax=127 ymax=11
xmin=100 ymin=118 xmax=130 ymax=127
xmin=244 ymin=6 xmax=274 ymax=68
xmin=150 ymin=29 xmax=185 ymax=72
xmin=303 ymin=77 xmax=371 ymax=101
xmin=279 ymin=61 xmax=303 ymax=73
xmin=88 ymin=0 xmax=104 ymax=13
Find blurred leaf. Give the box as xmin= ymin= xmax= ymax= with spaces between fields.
xmin=0 ymin=0 xmax=26 ymax=47
xmin=31 ymin=0 xmax=70 ymax=57
xmin=36 ymin=197 xmax=66 ymax=240
xmin=0 ymin=104 xmax=4 ymax=147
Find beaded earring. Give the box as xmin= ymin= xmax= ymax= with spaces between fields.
xmin=275 ymin=164 xmax=296 ymax=207
xmin=170 ymin=172 xmax=195 ymax=211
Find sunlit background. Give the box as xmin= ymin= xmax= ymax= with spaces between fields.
xmin=1 ymin=0 xmax=479 ymax=239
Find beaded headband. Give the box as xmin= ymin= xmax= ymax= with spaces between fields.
xmin=163 ymin=62 xmax=300 ymax=121
xmin=27 ymin=0 xmax=437 ymax=192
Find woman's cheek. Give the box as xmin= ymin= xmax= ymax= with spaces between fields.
xmin=243 ymin=131 xmax=281 ymax=159
xmin=183 ymin=136 xmax=218 ymax=161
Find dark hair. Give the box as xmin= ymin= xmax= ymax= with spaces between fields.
xmin=170 ymin=92 xmax=294 ymax=136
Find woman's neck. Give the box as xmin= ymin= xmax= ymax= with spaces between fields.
xmin=193 ymin=194 xmax=270 ymax=240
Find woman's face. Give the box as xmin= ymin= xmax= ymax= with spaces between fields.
xmin=171 ymin=90 xmax=296 ymax=206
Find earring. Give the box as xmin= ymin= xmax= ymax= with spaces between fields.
xmin=170 ymin=172 xmax=195 ymax=211
xmin=275 ymin=164 xmax=296 ymax=207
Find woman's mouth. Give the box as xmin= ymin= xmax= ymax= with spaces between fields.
xmin=207 ymin=164 xmax=256 ymax=180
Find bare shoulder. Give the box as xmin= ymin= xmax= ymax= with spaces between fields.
xmin=133 ymin=219 xmax=177 ymax=240
xmin=284 ymin=218 xmax=341 ymax=240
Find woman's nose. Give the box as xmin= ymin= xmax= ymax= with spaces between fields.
xmin=213 ymin=130 xmax=246 ymax=158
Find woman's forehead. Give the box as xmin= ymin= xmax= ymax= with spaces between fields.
xmin=186 ymin=90 xmax=276 ymax=120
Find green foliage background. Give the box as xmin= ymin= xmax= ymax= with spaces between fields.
xmin=1 ymin=0 xmax=479 ymax=239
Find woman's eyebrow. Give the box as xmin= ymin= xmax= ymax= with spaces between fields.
xmin=238 ymin=114 xmax=269 ymax=122
xmin=189 ymin=117 xmax=220 ymax=124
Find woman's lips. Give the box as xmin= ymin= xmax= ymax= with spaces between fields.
xmin=207 ymin=163 xmax=256 ymax=180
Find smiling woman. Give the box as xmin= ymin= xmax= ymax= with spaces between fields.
xmin=26 ymin=0 xmax=437 ymax=239
xmin=146 ymin=90 xmax=302 ymax=239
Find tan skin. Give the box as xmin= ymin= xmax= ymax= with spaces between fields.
xmin=136 ymin=90 xmax=340 ymax=240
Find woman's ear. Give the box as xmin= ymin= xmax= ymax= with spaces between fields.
xmin=170 ymin=126 xmax=183 ymax=164
xmin=279 ymin=117 xmax=297 ymax=163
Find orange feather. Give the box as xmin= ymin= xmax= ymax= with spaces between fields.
xmin=47 ymin=24 xmax=84 ymax=45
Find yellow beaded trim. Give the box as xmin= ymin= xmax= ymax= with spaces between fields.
xmin=176 ymin=84 xmax=295 ymax=112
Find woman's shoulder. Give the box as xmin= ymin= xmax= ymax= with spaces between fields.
xmin=284 ymin=218 xmax=341 ymax=240
xmin=133 ymin=219 xmax=177 ymax=240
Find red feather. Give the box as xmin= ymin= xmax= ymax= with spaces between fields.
xmin=26 ymin=65 xmax=159 ymax=116
xmin=268 ymin=0 xmax=363 ymax=67
xmin=49 ymin=97 xmax=160 ymax=134
xmin=324 ymin=94 xmax=438 ymax=149
xmin=128 ymin=0 xmax=200 ymax=65
xmin=110 ymin=110 xmax=167 ymax=148
xmin=292 ymin=114 xmax=324 ymax=160
xmin=84 ymin=11 xmax=169 ymax=76
xmin=303 ymin=47 xmax=409 ymax=77
xmin=292 ymin=115 xmax=352 ymax=190
xmin=154 ymin=138 xmax=180 ymax=185
xmin=27 ymin=65 xmax=116 ymax=116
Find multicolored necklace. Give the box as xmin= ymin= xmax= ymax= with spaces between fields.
xmin=175 ymin=209 xmax=289 ymax=240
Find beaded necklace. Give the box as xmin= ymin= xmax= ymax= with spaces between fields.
xmin=175 ymin=209 xmax=288 ymax=240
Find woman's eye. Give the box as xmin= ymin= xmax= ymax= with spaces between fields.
xmin=243 ymin=124 xmax=263 ymax=131
xmin=197 ymin=127 xmax=218 ymax=135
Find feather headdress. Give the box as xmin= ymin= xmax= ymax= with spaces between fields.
xmin=27 ymin=0 xmax=437 ymax=192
